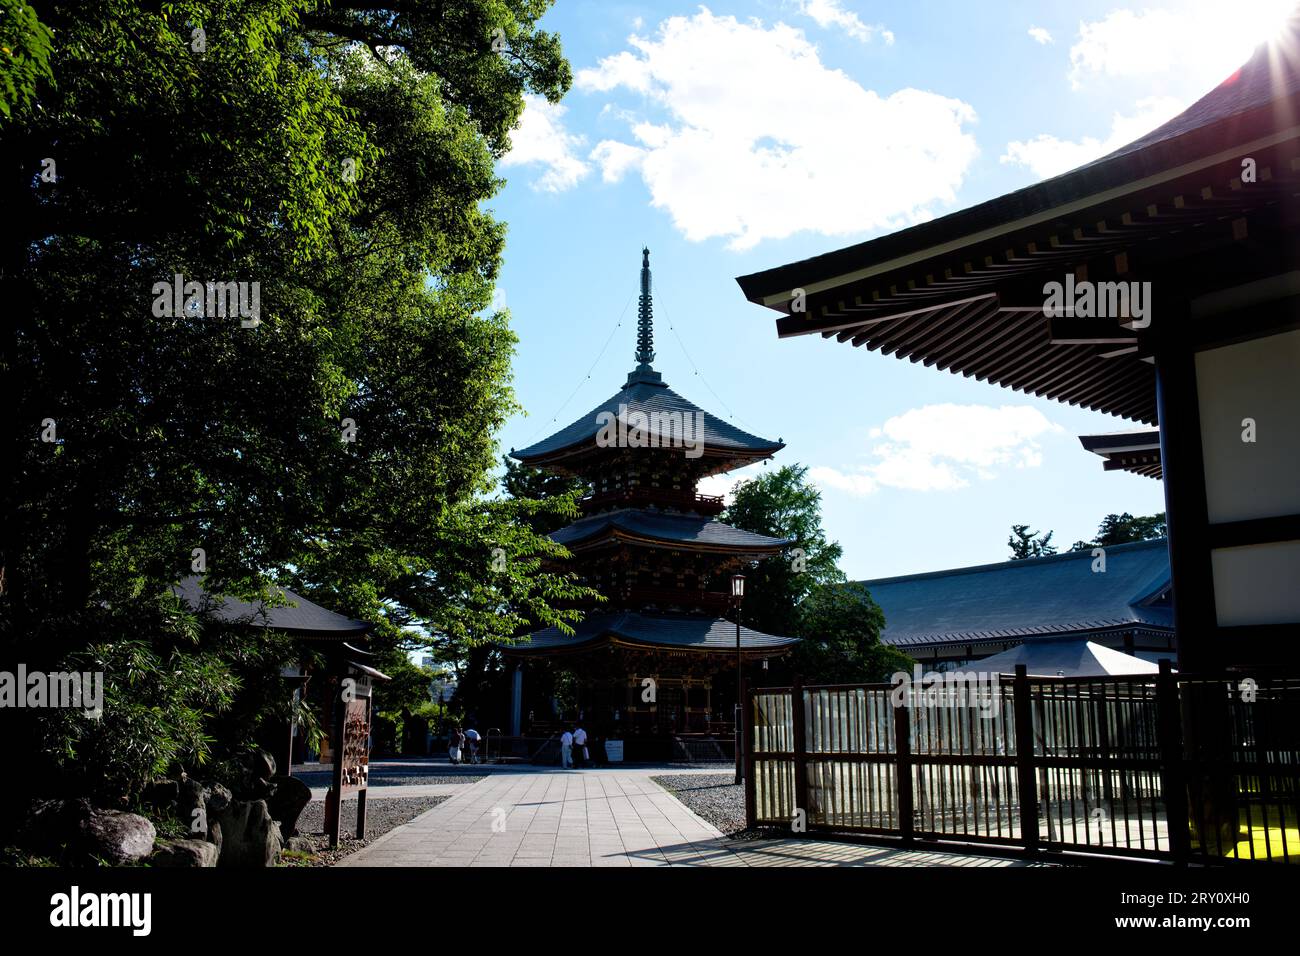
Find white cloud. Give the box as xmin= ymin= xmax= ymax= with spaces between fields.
xmin=590 ymin=140 xmax=646 ymax=183
xmin=1028 ymin=26 xmax=1053 ymax=45
xmin=798 ymin=0 xmax=895 ymax=45
xmin=501 ymin=94 xmax=590 ymax=192
xmin=1001 ymin=95 xmax=1184 ymax=179
xmin=574 ymin=10 xmax=977 ymax=250
xmin=810 ymin=404 xmax=1063 ymax=495
xmin=1067 ymin=1 xmax=1296 ymax=91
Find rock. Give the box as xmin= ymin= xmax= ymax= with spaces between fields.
xmin=23 ymin=799 xmax=154 ymax=865
xmin=177 ymin=778 xmax=205 ymax=828
xmin=77 ymin=809 xmax=156 ymax=865
xmin=284 ymin=836 xmax=316 ymax=855
xmin=204 ymin=783 xmax=232 ymax=814
xmin=249 ymin=750 xmax=276 ymax=781
xmin=266 ymin=776 xmax=312 ymax=838
xmin=208 ymin=820 xmax=224 ymax=855
xmin=151 ymin=838 xmax=219 ymax=867
xmin=210 ymin=799 xmax=282 ymax=867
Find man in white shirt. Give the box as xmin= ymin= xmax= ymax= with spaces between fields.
xmin=573 ymin=726 xmax=588 ymax=768
xmin=464 ymin=727 xmax=481 ymax=764
xmin=559 ymin=729 xmax=574 ymax=769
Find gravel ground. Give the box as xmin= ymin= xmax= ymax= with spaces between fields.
xmin=652 ymin=773 xmax=763 ymax=840
xmin=284 ymin=796 xmax=447 ymax=866
xmin=291 ymin=763 xmax=486 ymax=789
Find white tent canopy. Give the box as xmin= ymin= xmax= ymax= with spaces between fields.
xmin=972 ymin=639 xmax=1163 ymax=678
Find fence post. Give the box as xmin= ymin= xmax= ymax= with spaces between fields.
xmin=1013 ymin=665 xmax=1040 ymax=853
xmin=1156 ymin=658 xmax=1191 ymax=863
xmin=893 ymin=684 xmax=914 ymax=843
xmin=791 ymin=677 xmax=809 ymax=835
xmin=743 ymin=686 xmax=757 ymax=830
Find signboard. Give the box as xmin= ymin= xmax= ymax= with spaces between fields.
xmin=605 ymin=740 xmax=624 ymax=763
xmin=339 ymin=699 xmax=370 ymax=794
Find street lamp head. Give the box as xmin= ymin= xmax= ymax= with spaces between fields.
xmin=731 ymin=574 xmax=745 ymax=599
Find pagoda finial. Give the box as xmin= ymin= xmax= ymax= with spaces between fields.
xmin=635 ymin=246 xmax=655 ymax=367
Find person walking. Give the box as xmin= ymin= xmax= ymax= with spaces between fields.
xmin=573 ymin=725 xmax=588 ymax=769
xmin=448 ymin=725 xmax=464 ymax=765
xmin=559 ymin=727 xmax=574 ymax=769
xmin=464 ymin=726 xmax=481 ymax=764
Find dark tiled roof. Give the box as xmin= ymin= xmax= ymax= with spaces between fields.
xmin=858 ymin=539 xmax=1173 ymax=648
xmin=512 ymin=377 xmax=783 ymax=461
xmin=173 ymin=575 xmax=371 ymax=638
xmin=552 ymin=509 xmax=789 ymax=551
xmin=507 ymin=611 xmax=799 ymax=654
xmin=737 ymin=23 xmax=1300 ymax=301
xmin=1079 ymin=429 xmax=1163 ymax=479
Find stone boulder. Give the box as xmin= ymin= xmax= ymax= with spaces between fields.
xmin=210 ymin=799 xmax=282 ymax=867
xmin=152 ymin=838 xmax=219 ymax=867
xmin=78 ymin=809 xmax=156 ymax=865
xmin=266 ymin=776 xmax=312 ymax=838
xmin=22 ymin=799 xmax=155 ymax=865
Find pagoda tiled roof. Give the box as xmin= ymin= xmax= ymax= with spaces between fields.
xmin=506 ymin=611 xmax=799 ymax=654
xmin=552 ymin=508 xmax=790 ymax=551
xmin=512 ymin=377 xmax=784 ymax=462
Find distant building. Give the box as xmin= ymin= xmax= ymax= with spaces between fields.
xmin=859 ymin=538 xmax=1174 ymax=669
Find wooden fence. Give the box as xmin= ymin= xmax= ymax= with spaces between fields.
xmin=745 ymin=661 xmax=1300 ymax=864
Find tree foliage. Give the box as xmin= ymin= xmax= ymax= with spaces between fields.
xmin=722 ymin=464 xmax=907 ymax=683
xmin=722 ymin=464 xmax=843 ymax=638
xmin=1 ymin=1 xmax=580 ymax=807
xmin=793 ymin=582 xmax=913 ymax=684
xmin=1070 ymin=512 xmax=1167 ymax=551
xmin=1007 ymin=524 xmax=1057 ymax=560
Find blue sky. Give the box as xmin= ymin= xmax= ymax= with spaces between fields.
xmin=488 ymin=0 xmax=1296 ymax=580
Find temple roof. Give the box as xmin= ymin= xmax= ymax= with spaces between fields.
xmin=552 ymin=508 xmax=790 ymax=552
xmin=859 ymin=538 xmax=1173 ymax=649
xmin=1079 ymin=429 xmax=1163 ymax=479
xmin=173 ymin=575 xmax=371 ymax=639
xmin=505 ymin=611 xmax=799 ymax=655
xmin=514 ymin=248 xmax=784 ymax=465
xmin=737 ymin=28 xmax=1300 ymax=306
xmin=735 ymin=24 xmax=1300 ymax=425
xmin=511 ymin=377 xmax=784 ymax=463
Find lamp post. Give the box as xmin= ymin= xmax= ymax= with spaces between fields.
xmin=731 ymin=573 xmax=745 ymax=785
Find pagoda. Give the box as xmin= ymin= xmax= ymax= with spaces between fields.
xmin=505 ymin=249 xmax=797 ymax=760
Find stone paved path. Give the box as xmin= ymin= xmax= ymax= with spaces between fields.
xmin=336 ymin=768 xmax=1044 ymax=868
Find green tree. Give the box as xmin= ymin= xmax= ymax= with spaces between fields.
xmin=722 ymin=464 xmax=842 ymax=637
xmin=1007 ymin=524 xmax=1056 ymax=560
xmin=0 ymin=1 xmax=53 ymax=118
xmin=1 ymin=1 xmax=584 ymax=812
xmin=723 ymin=464 xmax=905 ymax=682
xmin=792 ymin=582 xmax=912 ymax=684
xmin=1070 ymin=512 xmax=1167 ymax=551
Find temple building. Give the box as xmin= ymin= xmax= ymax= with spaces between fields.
xmin=504 ymin=250 xmax=798 ymax=760
xmin=859 ymin=538 xmax=1175 ymax=670
xmin=738 ymin=25 xmax=1300 ymax=671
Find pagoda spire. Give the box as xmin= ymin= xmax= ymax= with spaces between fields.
xmin=626 ymin=246 xmax=664 ymax=387
xmin=636 ymin=247 xmax=656 ymax=366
